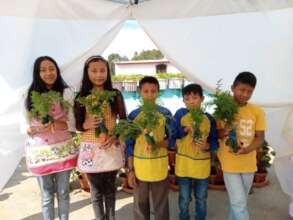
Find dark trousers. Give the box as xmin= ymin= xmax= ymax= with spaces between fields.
xmin=133 ymin=178 xmax=169 ymax=220
xmin=87 ymin=171 xmax=117 ymax=220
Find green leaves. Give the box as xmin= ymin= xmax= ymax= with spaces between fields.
xmin=208 ymin=80 xmax=239 ymax=128
xmin=113 ymin=119 xmax=142 ymax=142
xmin=77 ymin=89 xmax=116 ymax=117
xmin=29 ymin=91 xmax=70 ymax=123
xmin=188 ymin=106 xmax=204 ymax=140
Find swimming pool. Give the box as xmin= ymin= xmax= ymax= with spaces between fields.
xmin=122 ymin=89 xmax=212 ymax=114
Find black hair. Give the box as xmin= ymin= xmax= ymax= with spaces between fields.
xmin=138 ymin=76 xmax=160 ymax=90
xmin=75 ymin=55 xmax=121 ymax=117
xmin=233 ymin=72 xmax=257 ymax=88
xmin=182 ymin=83 xmax=203 ymax=97
xmin=25 ymin=56 xmax=68 ymax=111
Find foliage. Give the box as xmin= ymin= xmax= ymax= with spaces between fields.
xmin=258 ymin=141 xmax=276 ymax=173
xmin=132 ymin=49 xmax=164 ymax=60
xmin=108 ymin=53 xmax=129 ymax=75
xmin=111 ymin=73 xmax=184 ymax=82
xmin=207 ymin=80 xmax=239 ymax=152
xmin=188 ymin=106 xmax=205 ymax=141
xmin=77 ymin=89 xmax=116 ymax=137
xmin=114 ymin=99 xmax=161 ymax=152
xmin=29 ymin=91 xmax=71 ymax=124
xmin=208 ymin=80 xmax=239 ymax=128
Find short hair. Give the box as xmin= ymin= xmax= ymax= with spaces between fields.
xmin=182 ymin=83 xmax=203 ymax=97
xmin=138 ymin=76 xmax=160 ymax=90
xmin=233 ymin=72 xmax=257 ymax=88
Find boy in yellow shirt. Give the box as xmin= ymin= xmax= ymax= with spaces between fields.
xmin=217 ymin=72 xmax=265 ymax=220
xmin=174 ymin=84 xmax=218 ymax=220
xmin=126 ymin=76 xmax=176 ymax=220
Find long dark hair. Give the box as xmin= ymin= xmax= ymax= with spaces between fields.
xmin=25 ymin=56 xmax=68 ymax=111
xmin=75 ymin=55 xmax=124 ymax=122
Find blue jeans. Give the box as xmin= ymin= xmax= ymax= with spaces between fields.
xmin=223 ymin=172 xmax=254 ymax=220
xmin=37 ymin=170 xmax=71 ymax=220
xmin=177 ymin=177 xmax=209 ymax=220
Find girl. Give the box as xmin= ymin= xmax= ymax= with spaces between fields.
xmin=74 ymin=55 xmax=127 ymax=220
xmin=25 ymin=56 xmax=77 ymax=220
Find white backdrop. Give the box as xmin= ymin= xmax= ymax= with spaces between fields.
xmin=0 ymin=0 xmax=293 ymax=192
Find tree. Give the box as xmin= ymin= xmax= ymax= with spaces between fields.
xmin=108 ymin=53 xmax=129 ymax=75
xmin=132 ymin=49 xmax=164 ymax=61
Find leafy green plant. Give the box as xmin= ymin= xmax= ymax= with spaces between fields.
xmin=208 ymin=80 xmax=239 ymax=152
xmin=29 ymin=91 xmax=71 ymax=124
xmin=77 ymin=89 xmax=116 ymax=137
xmin=114 ymin=99 xmax=161 ymax=152
xmin=188 ymin=106 xmax=205 ymax=141
xmin=258 ymin=141 xmax=276 ymax=173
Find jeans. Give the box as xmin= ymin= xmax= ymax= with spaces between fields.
xmin=37 ymin=169 xmax=71 ymax=220
xmin=223 ymin=172 xmax=254 ymax=220
xmin=177 ymin=177 xmax=209 ymax=220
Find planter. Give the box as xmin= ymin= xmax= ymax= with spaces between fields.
xmin=78 ymin=173 xmax=90 ymax=192
xmin=168 ymin=174 xmax=179 ymax=190
xmin=119 ymin=175 xmax=134 ymax=194
xmin=253 ymin=172 xmax=269 ymax=187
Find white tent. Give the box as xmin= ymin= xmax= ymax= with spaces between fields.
xmin=0 ymin=0 xmax=293 ymax=195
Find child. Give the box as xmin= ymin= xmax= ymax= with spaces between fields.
xmin=174 ymin=84 xmax=218 ymax=220
xmin=126 ymin=76 xmax=176 ymax=220
xmin=24 ymin=56 xmax=77 ymax=220
xmin=74 ymin=55 xmax=127 ymax=220
xmin=217 ymin=72 xmax=265 ymax=220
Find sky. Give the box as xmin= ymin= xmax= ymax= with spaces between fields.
xmin=102 ymin=20 xmax=157 ymax=59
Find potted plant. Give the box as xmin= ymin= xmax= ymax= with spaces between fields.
xmin=208 ymin=153 xmax=225 ymax=190
xmin=254 ymin=141 xmax=276 ymax=187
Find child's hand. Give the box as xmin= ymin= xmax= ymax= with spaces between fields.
xmin=83 ymin=115 xmax=102 ymax=130
xmin=156 ymin=139 xmax=168 ymax=148
xmin=184 ymin=126 xmax=193 ymax=134
xmin=127 ymin=170 xmax=137 ymax=188
xmin=193 ymin=139 xmax=210 ymax=150
xmin=100 ymin=136 xmax=115 ymax=149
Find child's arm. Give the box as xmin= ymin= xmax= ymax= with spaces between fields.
xmin=206 ymin=114 xmax=219 ymax=152
xmin=237 ymin=131 xmax=264 ymax=154
xmin=174 ymin=108 xmax=189 ymax=139
xmin=163 ymin=108 xmax=177 ymax=150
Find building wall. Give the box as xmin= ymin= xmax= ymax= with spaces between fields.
xmin=115 ymin=62 xmax=180 ymax=75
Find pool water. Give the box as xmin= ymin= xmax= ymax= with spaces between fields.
xmin=122 ymin=89 xmax=212 ymax=114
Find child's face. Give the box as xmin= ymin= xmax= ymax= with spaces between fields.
xmin=183 ymin=92 xmax=204 ymax=108
xmin=88 ymin=61 xmax=108 ymax=87
xmin=232 ymin=83 xmax=254 ymax=105
xmin=139 ymin=83 xmax=159 ymax=101
xmin=39 ymin=59 xmax=57 ymax=88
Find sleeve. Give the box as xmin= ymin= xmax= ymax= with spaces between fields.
xmin=115 ymin=90 xmax=127 ymax=120
xmin=206 ymin=113 xmax=219 ymax=152
xmin=125 ymin=109 xmax=139 ymax=158
xmin=63 ymin=88 xmax=76 ymax=132
xmin=174 ymin=109 xmax=188 ymax=139
xmin=255 ymin=106 xmax=266 ymax=131
xmin=74 ymin=98 xmax=85 ymax=132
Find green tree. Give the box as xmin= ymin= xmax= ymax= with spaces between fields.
xmin=108 ymin=53 xmax=129 ymax=75
xmin=132 ymin=49 xmax=164 ymax=61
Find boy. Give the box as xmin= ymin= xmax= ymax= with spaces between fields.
xmin=174 ymin=83 xmax=218 ymax=220
xmin=217 ymin=72 xmax=265 ymax=220
xmin=126 ymin=76 xmax=176 ymax=220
